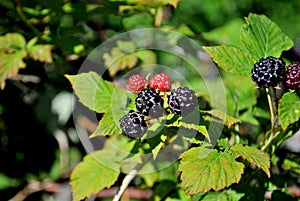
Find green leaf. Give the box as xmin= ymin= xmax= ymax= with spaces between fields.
xmin=136 ymin=50 xmax=157 ymax=65
xmin=0 ymin=33 xmax=27 ymax=89
xmin=203 ymin=46 xmax=256 ymax=77
xmin=0 ymin=33 xmax=26 ymax=50
xmin=103 ymin=47 xmax=138 ymax=77
xmin=278 ymin=92 xmax=300 ymax=130
xmin=90 ymin=111 xmax=122 ymax=137
xmin=65 ymin=72 xmax=128 ymax=114
xmin=166 ymin=115 xmax=210 ymax=142
xmin=27 ymin=44 xmax=53 ymax=63
xmin=70 ymin=150 xmax=120 ymax=201
xmin=228 ymin=144 xmax=270 ymax=177
xmin=179 ymin=147 xmax=244 ymax=195
xmin=201 ymin=110 xmax=241 ymax=128
xmin=223 ymin=74 xmax=257 ymax=115
xmin=0 ymin=50 xmax=27 ymax=89
xmin=202 ymin=18 xmax=244 ymax=48
xmin=202 ymin=189 xmax=245 ymax=201
xmin=240 ymin=13 xmax=294 ymax=59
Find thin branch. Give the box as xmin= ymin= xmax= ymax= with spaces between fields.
xmin=112 ymin=169 xmax=138 ymax=201
xmin=15 ymin=0 xmax=41 ymax=36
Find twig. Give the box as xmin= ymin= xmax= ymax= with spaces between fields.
xmin=266 ymin=87 xmax=278 ymax=131
xmin=15 ymin=0 xmax=41 ymax=36
xmin=261 ymin=87 xmax=279 ymax=151
xmin=112 ymin=169 xmax=138 ymax=201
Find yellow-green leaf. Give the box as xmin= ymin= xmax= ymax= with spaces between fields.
xmin=70 ymin=150 xmax=120 ymax=201
xmin=0 ymin=50 xmax=27 ymax=89
xmin=103 ymin=47 xmax=138 ymax=77
xmin=229 ymin=144 xmax=270 ymax=177
xmin=0 ymin=33 xmax=26 ymax=51
xmin=65 ymin=72 xmax=127 ymax=114
xmin=201 ymin=110 xmax=241 ymax=128
xmin=89 ymin=110 xmax=125 ymax=137
xmin=179 ymin=147 xmax=244 ymax=195
xmin=203 ymin=46 xmax=256 ymax=77
xmin=278 ymin=92 xmax=300 ymax=130
xmin=28 ymin=44 xmax=53 ymax=63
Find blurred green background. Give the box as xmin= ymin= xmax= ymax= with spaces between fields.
xmin=0 ymin=0 xmax=299 ymax=200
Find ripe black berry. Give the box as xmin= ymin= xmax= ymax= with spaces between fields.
xmin=168 ymin=87 xmax=198 ymax=116
xmin=285 ymin=63 xmax=300 ymax=90
xmin=135 ymin=88 xmax=165 ymax=118
xmin=251 ymin=56 xmax=286 ymax=88
xmin=119 ymin=110 xmax=147 ymax=138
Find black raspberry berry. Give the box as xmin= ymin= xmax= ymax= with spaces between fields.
xmin=128 ymin=74 xmax=147 ymax=93
xmin=149 ymin=73 xmax=171 ymax=92
xmin=285 ymin=63 xmax=300 ymax=90
xmin=168 ymin=87 xmax=198 ymax=116
xmin=135 ymin=88 xmax=165 ymax=118
xmin=119 ymin=110 xmax=147 ymax=138
xmin=251 ymin=56 xmax=286 ymax=88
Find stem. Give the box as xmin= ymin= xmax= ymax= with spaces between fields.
xmin=154 ymin=7 xmax=163 ymax=27
xmin=15 ymin=0 xmax=41 ymax=36
xmin=266 ymin=87 xmax=278 ymax=131
xmin=112 ymin=169 xmax=138 ymax=201
xmin=261 ymin=87 xmax=278 ymax=151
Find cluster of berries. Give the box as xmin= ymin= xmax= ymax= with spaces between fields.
xmin=251 ymin=56 xmax=300 ymax=90
xmin=119 ymin=73 xmax=198 ymax=139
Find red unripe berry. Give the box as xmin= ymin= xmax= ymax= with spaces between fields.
xmin=128 ymin=74 xmax=147 ymax=93
xmin=149 ymin=73 xmax=171 ymax=92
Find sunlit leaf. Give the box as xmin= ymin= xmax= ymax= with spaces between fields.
xmin=70 ymin=150 xmax=120 ymax=201
xmin=201 ymin=110 xmax=241 ymax=128
xmin=166 ymin=115 xmax=210 ymax=141
xmin=28 ymin=44 xmax=53 ymax=63
xmin=103 ymin=47 xmax=138 ymax=77
xmin=278 ymin=92 xmax=300 ymax=130
xmin=136 ymin=50 xmax=157 ymax=65
xmin=65 ymin=72 xmax=128 ymax=114
xmin=229 ymin=144 xmax=270 ymax=177
xmin=241 ymin=13 xmax=294 ymax=59
xmin=179 ymin=147 xmax=244 ymax=195
xmin=203 ymin=46 xmax=256 ymax=77
xmin=0 ymin=33 xmax=26 ymax=51
xmin=89 ymin=110 xmax=125 ymax=137
xmin=0 ymin=33 xmax=27 ymax=89
xmin=0 ymin=51 xmax=27 ymax=89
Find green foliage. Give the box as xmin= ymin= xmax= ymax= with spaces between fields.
xmin=70 ymin=150 xmax=121 ymax=201
xmin=203 ymin=13 xmax=294 ymax=77
xmin=0 ymin=33 xmax=52 ymax=89
xmin=228 ymin=144 xmax=270 ymax=177
xmin=278 ymin=92 xmax=300 ymax=130
xmin=2 ymin=0 xmax=300 ymax=200
xmin=240 ymin=14 xmax=294 ymax=59
xmin=66 ymin=72 xmax=128 ymax=136
xmin=179 ymin=146 xmax=245 ymax=194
